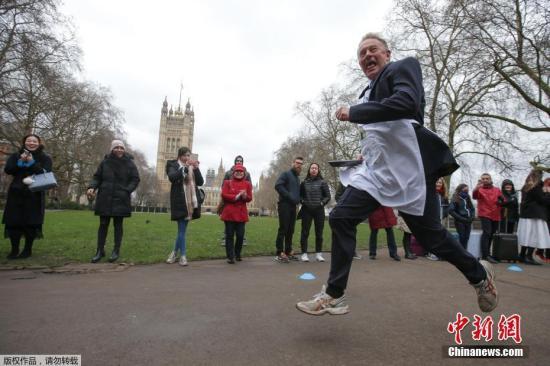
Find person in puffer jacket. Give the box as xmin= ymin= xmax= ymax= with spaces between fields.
xmin=449 ymin=184 xmax=475 ymax=249
xmin=473 ymin=173 xmax=503 ymax=264
xmin=299 ymin=163 xmax=331 ymax=262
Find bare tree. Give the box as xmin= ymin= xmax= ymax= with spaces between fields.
xmin=0 ymin=0 xmax=79 ymax=141
xmin=454 ymin=0 xmax=549 ymax=132
xmin=295 ymin=85 xmax=363 ymax=190
xmin=128 ymin=148 xmax=158 ymax=207
xmin=383 ymin=0 xmax=529 ymax=174
xmin=254 ymin=135 xmax=313 ymax=214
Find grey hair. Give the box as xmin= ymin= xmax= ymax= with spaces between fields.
xmin=358 ymin=32 xmax=389 ymax=51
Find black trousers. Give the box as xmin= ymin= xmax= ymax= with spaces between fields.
xmin=98 ymin=216 xmax=123 ymax=248
xmin=480 ymin=218 xmax=499 ymax=259
xmin=275 ymin=202 xmax=296 ymax=255
xmin=369 ymin=228 xmax=397 ymax=256
xmin=300 ymin=206 xmax=325 ymax=253
xmin=326 ymin=180 xmax=486 ymax=299
xmin=454 ymin=221 xmax=472 ymax=250
xmin=225 ymin=221 xmax=245 ymax=259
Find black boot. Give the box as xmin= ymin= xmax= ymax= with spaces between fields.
xmin=17 ymin=240 xmax=33 ymax=259
xmin=91 ymin=247 xmax=105 ymax=263
xmin=518 ymin=246 xmax=527 ymax=263
xmin=108 ymin=244 xmax=120 ymax=263
xmin=6 ymin=243 xmax=20 ymax=259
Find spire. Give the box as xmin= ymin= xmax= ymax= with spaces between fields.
xmin=161 ymin=96 xmax=168 ymax=115
xmin=178 ymin=83 xmax=183 ymax=113
xmin=218 ymin=158 xmax=223 ymax=170
xmin=186 ymin=97 xmax=191 ymax=111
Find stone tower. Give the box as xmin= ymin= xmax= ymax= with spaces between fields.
xmin=155 ymin=88 xmax=196 ymax=206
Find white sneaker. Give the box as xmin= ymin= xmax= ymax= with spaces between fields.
xmin=179 ymin=255 xmax=188 ymax=266
xmin=166 ymin=251 xmax=177 ymax=264
xmin=316 ymin=253 xmax=325 ymax=262
xmin=426 ymin=253 xmax=439 ymax=261
xmin=296 ymin=285 xmax=349 ymax=316
xmin=300 ymin=253 xmax=309 ymax=262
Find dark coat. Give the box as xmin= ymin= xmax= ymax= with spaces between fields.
xmin=275 ymin=168 xmax=300 ymax=204
xmin=349 ymin=57 xmax=459 ymax=178
xmin=520 ymin=182 xmax=550 ymax=221
xmin=300 ymin=176 xmax=331 ymax=208
xmin=166 ymin=160 xmax=204 ymax=221
xmin=2 ymin=148 xmax=52 ymax=228
xmin=498 ymin=180 xmax=519 ymax=222
xmin=368 ymin=206 xmax=397 ymax=230
xmin=449 ymin=195 xmax=475 ymax=224
xmin=88 ymin=153 xmax=140 ymax=217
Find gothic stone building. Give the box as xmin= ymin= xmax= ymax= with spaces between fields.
xmin=155 ymin=96 xmax=196 ymax=207
xmin=155 ymin=94 xmax=259 ymax=213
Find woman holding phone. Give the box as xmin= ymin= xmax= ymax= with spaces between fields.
xmin=165 ymin=147 xmax=204 ymax=266
xmin=3 ymin=134 xmax=53 ymax=259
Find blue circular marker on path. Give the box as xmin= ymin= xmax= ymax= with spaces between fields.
xmin=299 ymin=272 xmax=316 ymax=280
xmin=507 ymin=265 xmax=523 ymax=272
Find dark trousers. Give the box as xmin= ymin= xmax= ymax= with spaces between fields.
xmin=369 ymin=228 xmax=397 ymax=256
xmin=480 ymin=218 xmax=499 ymax=259
xmin=98 ymin=216 xmax=123 ymax=248
xmin=454 ymin=221 xmax=472 ymax=250
xmin=275 ymin=202 xmax=296 ymax=255
xmin=499 ymin=220 xmax=515 ymax=234
xmin=225 ymin=221 xmax=245 ymax=259
xmin=300 ymin=206 xmax=325 ymax=253
xmin=326 ymin=181 xmax=486 ymax=299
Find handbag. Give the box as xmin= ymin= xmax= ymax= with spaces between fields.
xmin=217 ymin=180 xmax=234 ymax=215
xmin=216 ymin=198 xmax=225 ymax=215
xmin=197 ymin=188 xmax=205 ymax=204
xmin=28 ymin=170 xmax=58 ymax=192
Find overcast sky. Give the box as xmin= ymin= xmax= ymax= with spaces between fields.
xmin=61 ymin=0 xmax=393 ymax=183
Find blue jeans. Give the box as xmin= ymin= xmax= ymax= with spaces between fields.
xmin=174 ymin=219 xmax=189 ymax=255
xmin=369 ymin=228 xmax=397 ymax=256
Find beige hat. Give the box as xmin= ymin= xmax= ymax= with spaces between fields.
xmin=110 ymin=139 xmax=125 ymax=151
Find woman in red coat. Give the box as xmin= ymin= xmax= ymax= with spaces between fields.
xmin=220 ymin=164 xmax=253 ymax=263
xmin=368 ymin=206 xmax=400 ymax=261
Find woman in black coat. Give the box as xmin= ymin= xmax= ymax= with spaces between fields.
xmin=498 ymin=179 xmax=519 ymax=233
xmin=3 ymin=134 xmax=53 ymax=259
xmin=517 ymin=169 xmax=550 ymax=265
xmin=87 ymin=140 xmax=140 ymax=263
xmin=165 ymin=146 xmax=204 ymax=266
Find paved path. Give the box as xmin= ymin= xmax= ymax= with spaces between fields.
xmin=1 ymin=253 xmax=548 ymax=365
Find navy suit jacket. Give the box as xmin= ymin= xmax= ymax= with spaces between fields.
xmin=348 ymin=57 xmax=459 ymax=179
xmin=349 ymin=57 xmax=425 ymax=125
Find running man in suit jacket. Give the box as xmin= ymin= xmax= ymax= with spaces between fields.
xmin=296 ymin=32 xmax=498 ymax=316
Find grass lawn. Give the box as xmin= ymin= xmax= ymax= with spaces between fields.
xmin=0 ymin=210 xmax=402 ymax=267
